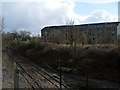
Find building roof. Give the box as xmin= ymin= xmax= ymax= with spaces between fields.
xmin=41 ymin=22 xmax=120 ymax=31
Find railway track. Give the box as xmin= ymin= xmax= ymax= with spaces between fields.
xmin=5 ymin=50 xmax=69 ymax=89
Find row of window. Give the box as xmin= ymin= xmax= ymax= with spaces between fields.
xmin=80 ymin=24 xmax=116 ymax=28
xmin=42 ymin=30 xmax=116 ymax=43
xmin=42 ymin=30 xmax=116 ymax=36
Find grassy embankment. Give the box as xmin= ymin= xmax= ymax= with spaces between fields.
xmin=10 ymin=42 xmax=120 ymax=84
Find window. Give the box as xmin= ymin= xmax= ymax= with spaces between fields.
xmin=112 ymin=32 xmax=115 ymax=35
xmin=44 ymin=39 xmax=46 ymax=42
xmin=89 ymin=33 xmax=91 ymax=36
xmin=65 ymin=33 xmax=67 ymax=36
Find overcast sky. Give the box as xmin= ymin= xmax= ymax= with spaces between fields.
xmin=1 ymin=0 xmax=120 ymax=35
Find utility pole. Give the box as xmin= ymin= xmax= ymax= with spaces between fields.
xmin=86 ymin=71 xmax=89 ymax=88
xmin=59 ymin=60 xmax=62 ymax=89
xmin=14 ymin=62 xmax=20 ymax=90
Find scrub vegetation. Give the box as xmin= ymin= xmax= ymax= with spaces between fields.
xmin=2 ymin=31 xmax=120 ymax=84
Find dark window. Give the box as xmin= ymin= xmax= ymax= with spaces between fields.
xmin=70 ymin=35 xmax=73 ymax=38
xmin=65 ymin=34 xmax=67 ymax=36
xmin=93 ymin=38 xmax=95 ymax=40
xmin=112 ymin=39 xmax=114 ymax=43
xmin=89 ymin=33 xmax=91 ymax=36
xmin=112 ymin=32 xmax=115 ymax=35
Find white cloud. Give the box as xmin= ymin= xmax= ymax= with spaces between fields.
xmin=74 ymin=0 xmax=120 ymax=3
xmin=1 ymin=0 xmax=120 ymax=3
xmin=2 ymin=0 xmax=118 ymax=35
xmin=84 ymin=10 xmax=117 ymax=23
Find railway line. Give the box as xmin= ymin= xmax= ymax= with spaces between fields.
xmin=3 ymin=49 xmax=120 ymax=89
xmin=5 ymin=50 xmax=69 ymax=89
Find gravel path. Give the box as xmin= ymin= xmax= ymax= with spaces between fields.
xmin=2 ymin=52 xmax=30 ymax=89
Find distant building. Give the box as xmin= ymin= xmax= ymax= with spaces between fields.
xmin=117 ymin=1 xmax=120 ymax=39
xmin=41 ymin=22 xmax=120 ymax=44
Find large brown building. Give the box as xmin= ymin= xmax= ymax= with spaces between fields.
xmin=41 ymin=22 xmax=120 ymax=44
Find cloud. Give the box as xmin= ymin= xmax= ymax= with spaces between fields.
xmin=74 ymin=0 xmax=120 ymax=3
xmin=1 ymin=0 xmax=120 ymax=3
xmin=84 ymin=10 xmax=117 ymax=23
xmin=2 ymin=0 xmax=118 ymax=35
xmin=2 ymin=1 xmax=75 ymax=33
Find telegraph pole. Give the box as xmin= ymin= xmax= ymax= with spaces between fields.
xmin=59 ymin=60 xmax=62 ymax=89
xmin=14 ymin=62 xmax=20 ymax=90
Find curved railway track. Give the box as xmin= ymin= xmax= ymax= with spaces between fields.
xmin=5 ymin=50 xmax=69 ymax=89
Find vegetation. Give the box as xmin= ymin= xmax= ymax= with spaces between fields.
xmin=2 ymin=31 xmax=120 ymax=84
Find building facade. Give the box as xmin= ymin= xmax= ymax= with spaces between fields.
xmin=41 ymin=22 xmax=120 ymax=44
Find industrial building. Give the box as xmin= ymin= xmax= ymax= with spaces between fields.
xmin=41 ymin=22 xmax=120 ymax=45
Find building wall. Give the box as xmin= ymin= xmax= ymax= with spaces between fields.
xmin=41 ymin=22 xmax=120 ymax=44
xmin=117 ymin=23 xmax=120 ymax=36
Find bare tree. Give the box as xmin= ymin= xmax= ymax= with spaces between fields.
xmin=66 ymin=18 xmax=75 ymax=25
xmin=18 ymin=31 xmax=31 ymax=41
xmin=51 ymin=29 xmax=62 ymax=44
xmin=79 ymin=31 xmax=88 ymax=46
xmin=0 ymin=17 xmax=4 ymax=35
xmin=65 ymin=18 xmax=75 ymax=46
xmin=65 ymin=18 xmax=79 ymax=64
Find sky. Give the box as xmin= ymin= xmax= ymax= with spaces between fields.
xmin=0 ymin=0 xmax=120 ymax=35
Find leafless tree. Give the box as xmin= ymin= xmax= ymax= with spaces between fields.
xmin=65 ymin=18 xmax=75 ymax=46
xmin=80 ymin=31 xmax=88 ymax=46
xmin=0 ymin=17 xmax=4 ymax=34
xmin=18 ymin=31 xmax=31 ymax=41
xmin=51 ymin=29 xmax=62 ymax=44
